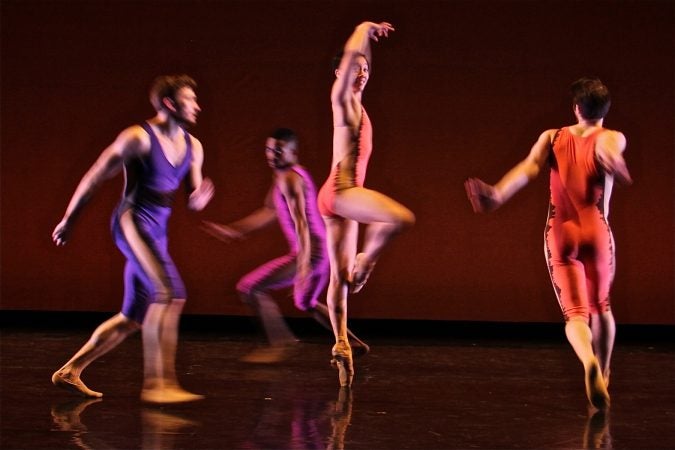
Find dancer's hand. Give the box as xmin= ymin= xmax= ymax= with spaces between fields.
xmin=359 ymin=21 xmax=395 ymax=42
xmin=52 ymin=218 xmax=73 ymax=246
xmin=200 ymin=220 xmax=243 ymax=243
xmin=464 ymin=178 xmax=503 ymax=213
xmin=188 ymin=177 xmax=215 ymax=211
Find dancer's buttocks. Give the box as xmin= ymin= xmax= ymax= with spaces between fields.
xmin=318 ymin=108 xmax=373 ymax=217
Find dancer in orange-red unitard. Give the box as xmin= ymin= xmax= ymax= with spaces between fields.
xmin=465 ymin=77 xmax=631 ymax=410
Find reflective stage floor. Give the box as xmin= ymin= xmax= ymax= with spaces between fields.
xmin=1 ymin=314 xmax=674 ymax=449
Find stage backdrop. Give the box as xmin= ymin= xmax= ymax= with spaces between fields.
xmin=2 ymin=0 xmax=673 ymax=324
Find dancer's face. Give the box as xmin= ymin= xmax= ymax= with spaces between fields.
xmin=351 ymin=55 xmax=370 ymax=92
xmin=265 ymin=137 xmax=296 ymax=169
xmin=168 ymin=87 xmax=201 ymax=126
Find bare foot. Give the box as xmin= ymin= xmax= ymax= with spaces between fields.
xmin=141 ymin=387 xmax=205 ymax=404
xmin=240 ymin=344 xmax=296 ymax=364
xmin=585 ymin=359 xmax=610 ymax=410
xmin=52 ymin=371 xmax=103 ymax=398
xmin=350 ymin=253 xmax=374 ymax=294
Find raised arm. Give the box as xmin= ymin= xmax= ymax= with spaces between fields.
xmin=595 ymin=130 xmax=632 ymax=185
xmin=465 ymin=129 xmax=555 ymax=213
xmin=52 ymin=126 xmax=147 ymax=246
xmin=185 ymin=136 xmax=215 ymax=211
xmin=201 ymin=186 xmax=277 ymax=243
xmin=331 ymin=22 xmax=394 ymax=119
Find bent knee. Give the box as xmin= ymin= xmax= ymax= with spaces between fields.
xmin=329 ymin=272 xmax=348 ymax=288
xmin=236 ymin=279 xmax=254 ymax=296
xmin=398 ymin=208 xmax=416 ymax=229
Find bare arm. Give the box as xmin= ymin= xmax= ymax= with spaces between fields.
xmin=52 ymin=126 xmax=147 ymax=246
xmin=596 ymin=130 xmax=632 ymax=185
xmin=185 ymin=137 xmax=215 ymax=211
xmin=331 ymin=21 xmax=394 ymax=125
xmin=201 ymin=187 xmax=277 ymax=243
xmin=465 ymin=129 xmax=555 ymax=213
xmin=278 ymin=172 xmax=311 ymax=278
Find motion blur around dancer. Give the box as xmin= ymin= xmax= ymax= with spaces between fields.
xmin=202 ymin=128 xmax=368 ymax=363
xmin=317 ymin=22 xmax=415 ymax=386
xmin=465 ymin=77 xmax=631 ymax=410
xmin=51 ymin=74 xmax=214 ymax=404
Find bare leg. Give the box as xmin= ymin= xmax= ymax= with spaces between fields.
xmin=312 ymin=303 xmax=369 ymax=356
xmin=244 ymin=291 xmax=297 ymax=345
xmin=324 ymin=217 xmax=357 ymax=386
xmin=118 ymin=210 xmax=202 ymax=404
xmin=333 ymin=187 xmax=414 ymax=292
xmin=158 ymin=299 xmax=186 ymax=388
xmin=590 ymin=311 xmax=615 ymax=387
xmin=239 ymin=291 xmax=298 ymax=363
xmin=565 ymin=318 xmax=610 ymax=409
xmin=237 ymin=259 xmax=300 ymax=363
xmin=140 ymin=301 xmax=204 ymax=404
xmin=52 ymin=313 xmax=140 ymax=398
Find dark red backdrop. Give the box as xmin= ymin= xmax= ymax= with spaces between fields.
xmin=2 ymin=0 xmax=673 ymax=324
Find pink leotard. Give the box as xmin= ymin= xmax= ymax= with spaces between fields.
xmin=544 ymin=127 xmax=614 ymax=320
xmin=317 ymin=107 xmax=373 ymax=217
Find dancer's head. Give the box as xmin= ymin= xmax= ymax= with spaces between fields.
xmin=149 ymin=74 xmax=200 ymax=126
xmin=266 ymin=128 xmax=298 ymax=169
xmin=333 ymin=50 xmax=370 ymax=93
xmin=571 ymin=77 xmax=611 ymax=120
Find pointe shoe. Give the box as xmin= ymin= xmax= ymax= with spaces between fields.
xmin=350 ymin=253 xmax=374 ymax=294
xmin=52 ymin=371 xmax=103 ymax=398
xmin=330 ymin=341 xmax=354 ymax=387
xmin=586 ymin=359 xmax=610 ymax=410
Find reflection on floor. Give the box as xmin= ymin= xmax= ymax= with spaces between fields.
xmin=1 ymin=319 xmax=673 ymax=449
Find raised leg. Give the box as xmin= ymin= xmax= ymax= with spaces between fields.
xmin=333 ymin=187 xmax=414 ymax=292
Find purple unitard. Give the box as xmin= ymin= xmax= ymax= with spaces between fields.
xmin=237 ymin=165 xmax=329 ymax=311
xmin=111 ymin=122 xmax=192 ymax=323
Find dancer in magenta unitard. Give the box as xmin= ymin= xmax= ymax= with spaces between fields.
xmin=465 ymin=77 xmax=631 ymax=410
xmin=203 ymin=128 xmax=368 ymax=363
xmin=52 ymin=74 xmax=214 ymax=403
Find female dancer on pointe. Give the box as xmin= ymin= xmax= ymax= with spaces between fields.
xmin=317 ymin=21 xmax=415 ymax=387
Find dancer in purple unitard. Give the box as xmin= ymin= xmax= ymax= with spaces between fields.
xmin=202 ymin=129 xmax=368 ymax=363
xmin=52 ymin=74 xmax=214 ymax=404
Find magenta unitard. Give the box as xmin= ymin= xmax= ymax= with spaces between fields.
xmin=237 ymin=165 xmax=329 ymax=311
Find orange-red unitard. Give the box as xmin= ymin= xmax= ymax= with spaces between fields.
xmin=545 ymin=128 xmax=615 ymax=321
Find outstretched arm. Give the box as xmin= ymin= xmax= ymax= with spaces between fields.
xmin=52 ymin=126 xmax=147 ymax=246
xmin=201 ymin=187 xmax=277 ymax=243
xmin=465 ymin=129 xmax=554 ymax=213
xmin=596 ymin=130 xmax=632 ymax=185
xmin=185 ymin=137 xmax=215 ymax=211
